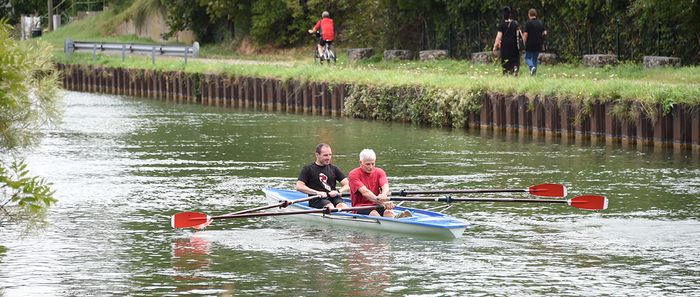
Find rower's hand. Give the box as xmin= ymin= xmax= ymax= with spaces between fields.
xmin=308 ymin=29 xmax=313 ymax=34
xmin=378 ymin=192 xmax=389 ymax=202
xmin=328 ymin=190 xmax=339 ymax=198
xmin=383 ymin=201 xmax=395 ymax=209
xmin=316 ymin=191 xmax=328 ymax=198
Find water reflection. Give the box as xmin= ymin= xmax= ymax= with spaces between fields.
xmin=345 ymin=236 xmax=392 ymax=297
xmin=171 ymin=233 xmax=212 ymax=276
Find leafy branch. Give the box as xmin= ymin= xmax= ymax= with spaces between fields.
xmin=0 ymin=159 xmax=57 ymax=226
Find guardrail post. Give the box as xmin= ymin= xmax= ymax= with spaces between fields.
xmin=121 ymin=44 xmax=126 ymax=61
xmin=151 ymin=47 xmax=156 ymax=65
xmin=184 ymin=48 xmax=188 ymax=65
xmin=64 ymin=39 xmax=74 ymax=58
xmin=92 ymin=44 xmax=97 ymax=61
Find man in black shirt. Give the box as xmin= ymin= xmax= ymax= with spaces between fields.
xmin=296 ymin=143 xmax=349 ymax=209
xmin=522 ymin=8 xmax=546 ymax=76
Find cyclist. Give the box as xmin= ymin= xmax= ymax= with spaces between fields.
xmin=308 ymin=11 xmax=334 ymax=61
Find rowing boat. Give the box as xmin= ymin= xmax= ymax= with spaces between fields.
xmin=262 ymin=188 xmax=469 ymax=239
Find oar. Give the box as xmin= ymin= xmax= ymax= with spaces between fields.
xmin=342 ymin=183 xmax=567 ymax=198
xmin=171 ymin=205 xmax=380 ymax=229
xmin=387 ymin=195 xmax=608 ymax=211
xmin=224 ymin=194 xmax=321 ymax=216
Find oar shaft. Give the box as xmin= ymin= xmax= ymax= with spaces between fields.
xmin=390 ymin=196 xmax=567 ymax=204
xmin=340 ymin=183 xmax=565 ymax=198
xmin=341 ymin=189 xmax=523 ymax=197
xmin=211 ymin=205 xmax=379 ymax=220
xmin=389 ymin=195 xmax=607 ymax=210
xmin=392 ymin=189 xmax=526 ymax=196
xmin=228 ymin=202 xmax=285 ymax=215
xmin=226 ymin=195 xmax=321 ymax=215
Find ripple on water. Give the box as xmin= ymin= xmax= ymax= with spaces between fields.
xmin=3 ymin=91 xmax=699 ymax=296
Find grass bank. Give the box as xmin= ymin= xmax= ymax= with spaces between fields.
xmin=43 ymin=11 xmax=700 ymax=127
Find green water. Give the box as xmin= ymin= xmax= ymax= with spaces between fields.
xmin=1 ymin=91 xmax=698 ymax=296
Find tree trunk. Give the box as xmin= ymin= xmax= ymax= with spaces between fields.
xmin=48 ymin=0 xmax=53 ymax=31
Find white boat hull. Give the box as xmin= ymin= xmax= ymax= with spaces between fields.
xmin=263 ymin=188 xmax=468 ymax=239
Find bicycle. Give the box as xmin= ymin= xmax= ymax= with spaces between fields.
xmin=311 ymin=31 xmax=336 ymax=64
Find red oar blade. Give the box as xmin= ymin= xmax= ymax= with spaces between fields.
xmin=528 ymin=183 xmax=567 ymax=198
xmin=567 ymin=195 xmax=608 ymax=210
xmin=172 ymin=212 xmax=212 ymax=229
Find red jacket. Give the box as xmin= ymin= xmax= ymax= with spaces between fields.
xmin=313 ymin=18 xmax=335 ymax=41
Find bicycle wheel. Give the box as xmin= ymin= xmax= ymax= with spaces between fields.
xmin=322 ymin=46 xmax=331 ymax=65
xmin=329 ymin=48 xmax=336 ymax=64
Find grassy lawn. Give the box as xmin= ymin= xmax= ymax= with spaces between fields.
xmin=42 ymin=11 xmax=700 ymax=107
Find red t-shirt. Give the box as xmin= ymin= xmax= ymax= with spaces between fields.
xmin=348 ymin=167 xmax=387 ymax=207
xmin=313 ymin=18 xmax=335 ymax=41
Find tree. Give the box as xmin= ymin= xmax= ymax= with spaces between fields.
xmin=140 ymin=0 xmax=700 ymax=62
xmin=0 ymin=18 xmax=60 ymax=229
xmin=164 ymin=0 xmax=221 ymax=42
xmin=0 ymin=0 xmax=48 ymax=24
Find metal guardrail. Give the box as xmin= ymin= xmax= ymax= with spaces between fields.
xmin=64 ymin=39 xmax=200 ymax=64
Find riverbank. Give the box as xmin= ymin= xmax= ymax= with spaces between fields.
xmin=55 ymin=62 xmax=700 ymax=150
xmin=43 ymin=12 xmax=700 ymax=150
xmin=42 ymin=13 xmax=700 ymax=109
xmin=54 ymin=53 xmax=700 ymax=107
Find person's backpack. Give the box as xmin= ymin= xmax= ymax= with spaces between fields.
xmin=508 ymin=20 xmax=525 ymax=51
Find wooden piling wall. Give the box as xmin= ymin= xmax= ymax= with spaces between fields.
xmin=56 ymin=63 xmax=700 ymax=151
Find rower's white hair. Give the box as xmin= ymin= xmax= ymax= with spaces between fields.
xmin=359 ymin=149 xmax=376 ymax=161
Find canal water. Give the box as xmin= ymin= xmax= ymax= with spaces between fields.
xmin=1 ymin=91 xmax=698 ymax=296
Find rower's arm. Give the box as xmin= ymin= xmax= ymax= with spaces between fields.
xmin=358 ymin=186 xmax=381 ymax=203
xmin=379 ymin=183 xmax=390 ymax=201
xmin=296 ymin=180 xmax=324 ymax=196
xmin=338 ymin=178 xmax=349 ymax=194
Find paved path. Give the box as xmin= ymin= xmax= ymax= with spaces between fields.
xmin=196 ymin=57 xmax=297 ymax=67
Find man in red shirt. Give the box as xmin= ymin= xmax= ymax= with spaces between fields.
xmin=348 ymin=149 xmax=396 ymax=217
xmin=308 ymin=11 xmax=334 ymax=60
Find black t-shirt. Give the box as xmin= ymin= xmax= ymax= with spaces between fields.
xmin=498 ymin=20 xmax=519 ymax=47
xmin=297 ymin=163 xmax=346 ymax=194
xmin=498 ymin=20 xmax=520 ymax=58
xmin=523 ymin=19 xmax=545 ymax=52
